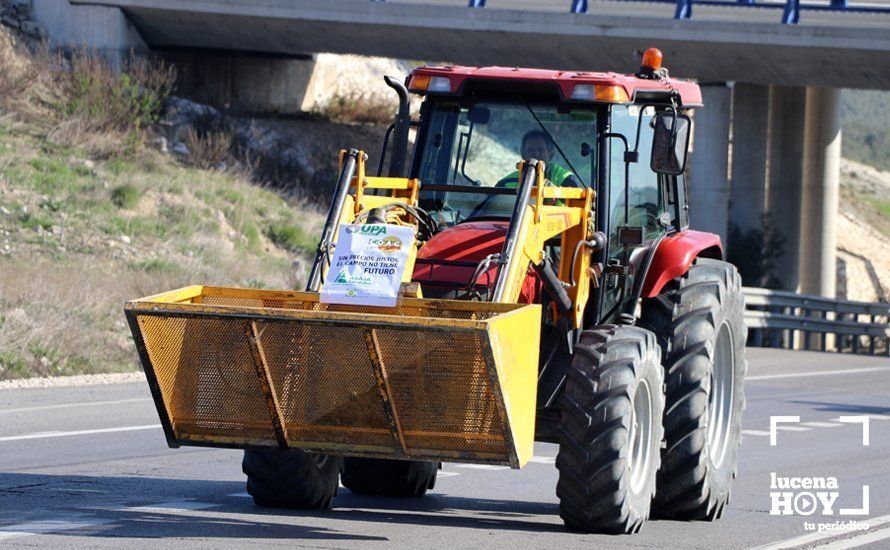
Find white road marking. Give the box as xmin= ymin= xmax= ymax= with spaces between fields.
xmin=747 ymin=367 xmax=889 ymax=381
xmin=0 ymin=516 xmax=111 ymax=540
xmin=436 ymin=471 xmax=460 ymax=477
xmin=128 ymin=501 xmax=218 ymax=512
xmin=454 ymin=464 xmax=509 ymax=471
xmin=775 ymin=426 xmax=810 ymax=432
xmin=833 ymin=415 xmax=890 ymax=422
xmin=742 ymin=430 xmax=771 ymax=437
xmin=0 ymin=398 xmax=152 ymax=415
xmin=0 ymin=424 xmax=161 ymax=442
xmin=754 ymin=513 xmax=890 ymax=549
xmin=529 ymin=456 xmax=556 ymax=464
xmin=228 ymin=492 xmax=252 ymax=498
xmin=811 ymin=526 xmax=890 ymax=549
xmin=800 ymin=422 xmax=842 ymax=428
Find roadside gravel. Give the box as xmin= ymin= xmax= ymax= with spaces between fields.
xmin=0 ymin=371 xmax=145 ymax=390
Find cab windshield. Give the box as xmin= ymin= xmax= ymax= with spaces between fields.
xmin=415 ymin=99 xmax=598 ymax=225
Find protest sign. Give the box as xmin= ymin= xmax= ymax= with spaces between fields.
xmin=320 ymin=223 xmax=415 ymax=307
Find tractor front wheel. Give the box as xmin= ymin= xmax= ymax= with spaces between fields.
xmin=341 ymin=458 xmax=438 ymax=497
xmin=556 ymin=325 xmax=665 ymax=534
xmin=242 ymin=449 xmax=342 ymax=509
xmin=639 ymin=257 xmax=747 ymax=520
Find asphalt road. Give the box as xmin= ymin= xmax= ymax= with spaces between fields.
xmin=1 ymin=348 xmax=889 ymax=549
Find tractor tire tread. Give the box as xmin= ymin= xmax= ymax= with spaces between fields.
xmin=639 ymin=258 xmax=747 ymax=521
xmin=556 ymin=325 xmax=665 ymax=534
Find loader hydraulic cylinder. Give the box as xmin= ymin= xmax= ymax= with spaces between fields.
xmin=492 ymin=159 xmax=537 ymax=302
xmin=307 ymin=149 xmax=361 ymax=291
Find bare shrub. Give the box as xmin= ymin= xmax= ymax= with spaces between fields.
xmin=314 ymin=90 xmax=395 ymax=125
xmin=53 ymin=48 xmax=176 ymax=134
xmin=45 ymin=117 xmax=134 ymax=158
xmin=0 ymin=30 xmax=40 ymax=114
xmin=185 ymin=126 xmax=232 ymax=170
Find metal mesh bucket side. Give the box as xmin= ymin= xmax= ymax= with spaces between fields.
xmin=485 ymin=306 xmax=542 ymax=467
xmin=254 ymin=320 xmax=395 ymax=449
xmin=136 ymin=314 xmax=276 ymax=444
xmin=373 ymin=328 xmax=510 ymax=458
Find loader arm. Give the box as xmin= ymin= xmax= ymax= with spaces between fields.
xmin=319 ymin=152 xmax=596 ymax=328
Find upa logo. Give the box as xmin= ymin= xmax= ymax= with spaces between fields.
xmin=346 ymin=224 xmax=387 ymax=236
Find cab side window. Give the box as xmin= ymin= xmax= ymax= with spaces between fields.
xmin=608 ymin=105 xmax=665 ymax=249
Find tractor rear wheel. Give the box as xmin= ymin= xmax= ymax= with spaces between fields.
xmin=639 ymin=258 xmax=747 ymax=520
xmin=242 ymin=449 xmax=341 ymax=509
xmin=556 ymin=325 xmax=665 ymax=534
xmin=341 ymin=458 xmax=438 ymax=497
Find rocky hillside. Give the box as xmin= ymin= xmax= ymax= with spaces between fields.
xmin=838 ymin=159 xmax=890 ymax=302
xmin=842 ymin=89 xmax=890 ymax=172
xmin=0 ymin=25 xmax=330 ymax=380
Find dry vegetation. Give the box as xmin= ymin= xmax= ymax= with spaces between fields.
xmin=314 ymin=90 xmax=396 ymax=125
xmin=0 ymin=28 xmax=323 ymax=379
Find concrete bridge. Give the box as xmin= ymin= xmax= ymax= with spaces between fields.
xmin=30 ymin=0 xmax=890 ymax=299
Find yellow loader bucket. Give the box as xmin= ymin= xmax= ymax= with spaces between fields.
xmin=125 ymin=286 xmax=540 ymax=468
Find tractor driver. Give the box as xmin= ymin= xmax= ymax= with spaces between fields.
xmin=497 ymin=130 xmax=579 ymax=188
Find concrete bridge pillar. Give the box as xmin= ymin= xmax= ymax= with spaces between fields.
xmin=30 ymin=0 xmax=146 ymax=66
xmin=799 ymin=87 xmax=842 ymax=298
xmin=766 ymin=85 xmax=806 ymax=292
xmin=689 ymin=83 xmax=732 ymax=246
xmin=729 ymin=83 xmax=770 ymax=235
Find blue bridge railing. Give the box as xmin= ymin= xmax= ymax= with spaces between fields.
xmin=375 ymin=0 xmax=890 ymax=25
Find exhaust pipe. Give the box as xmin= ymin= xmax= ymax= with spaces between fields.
xmin=384 ymin=76 xmax=410 ymax=178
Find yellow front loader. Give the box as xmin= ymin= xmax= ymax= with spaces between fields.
xmin=126 ymin=153 xmax=586 ymax=468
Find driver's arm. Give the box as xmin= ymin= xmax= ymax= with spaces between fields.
xmin=548 ymin=164 xmax=580 ymax=188
xmin=560 ymin=174 xmax=581 ymax=188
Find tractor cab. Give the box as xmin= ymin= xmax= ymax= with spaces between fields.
xmin=395 ymin=52 xmax=702 ymax=325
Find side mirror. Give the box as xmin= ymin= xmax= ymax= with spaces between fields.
xmin=467 ymin=106 xmax=491 ymax=125
xmin=651 ymin=112 xmax=691 ymax=175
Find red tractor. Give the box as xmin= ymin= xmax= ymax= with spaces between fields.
xmin=127 ymin=48 xmax=746 ymax=534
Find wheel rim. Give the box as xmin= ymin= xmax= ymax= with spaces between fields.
xmin=708 ymin=322 xmax=735 ymax=469
xmin=628 ymin=379 xmax=654 ymax=494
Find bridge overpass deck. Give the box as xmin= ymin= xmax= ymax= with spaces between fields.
xmin=72 ymin=0 xmax=890 ymax=89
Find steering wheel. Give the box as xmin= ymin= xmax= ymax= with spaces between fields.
xmin=627 ymin=202 xmax=660 ymax=227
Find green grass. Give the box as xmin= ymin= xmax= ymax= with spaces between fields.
xmin=0 ymin=124 xmax=321 ymax=380
xmin=865 ymin=197 xmax=890 ymax=218
xmin=111 ymin=184 xmax=141 ymax=209
xmin=128 ymin=258 xmax=176 ymax=273
xmin=842 ymin=90 xmax=890 ymax=172
xmin=18 ymin=209 xmax=54 ymax=231
xmin=0 ymin=351 xmax=29 ymax=379
xmin=266 ymin=223 xmax=316 ymax=253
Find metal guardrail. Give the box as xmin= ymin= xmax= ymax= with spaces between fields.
xmin=428 ymin=0 xmax=890 ymax=24
xmin=743 ymin=287 xmax=890 ymax=356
